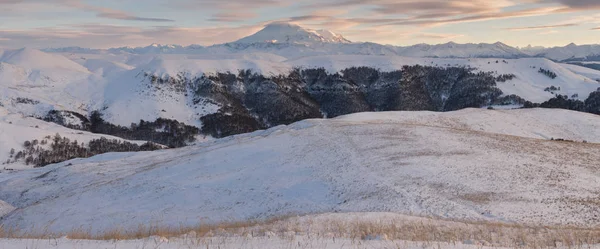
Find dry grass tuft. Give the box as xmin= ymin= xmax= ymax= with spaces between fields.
xmin=2 ymin=214 xmax=600 ymax=248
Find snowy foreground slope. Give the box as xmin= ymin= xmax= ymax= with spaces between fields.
xmin=0 ymin=108 xmax=599 ymax=234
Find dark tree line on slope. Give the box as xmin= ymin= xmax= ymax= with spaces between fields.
xmin=495 ymin=74 xmax=516 ymax=82
xmin=43 ymin=110 xmax=91 ymax=130
xmin=89 ymin=112 xmax=200 ymax=148
xmin=14 ymin=97 xmax=40 ymax=105
xmin=538 ymin=68 xmax=557 ymax=79
xmin=189 ymin=66 xmax=512 ymax=138
xmin=42 ymin=111 xmax=200 ymax=148
xmin=42 ymin=65 xmax=600 ymax=145
xmin=523 ymin=89 xmax=600 ymax=115
xmin=5 ymin=134 xmax=162 ymax=167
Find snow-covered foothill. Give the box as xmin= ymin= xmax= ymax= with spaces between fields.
xmin=0 ymin=107 xmax=151 ymax=170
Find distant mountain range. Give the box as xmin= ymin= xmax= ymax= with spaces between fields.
xmin=42 ymin=23 xmax=600 ymax=62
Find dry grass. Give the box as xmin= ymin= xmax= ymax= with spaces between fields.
xmin=0 ymin=217 xmax=286 ymax=241
xmin=2 ymin=214 xmax=600 ymax=248
xmin=340 ymin=220 xmax=600 ymax=248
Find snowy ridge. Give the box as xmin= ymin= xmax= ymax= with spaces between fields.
xmin=397 ymin=42 xmax=527 ymax=58
xmin=534 ymin=43 xmax=600 ymax=61
xmin=46 ymin=41 xmax=529 ymax=59
xmin=1 ymin=108 xmax=599 ymax=233
xmin=0 ymin=48 xmax=90 ymax=72
xmin=40 ymin=24 xmax=526 ymax=59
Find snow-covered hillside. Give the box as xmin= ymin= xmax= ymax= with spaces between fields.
xmin=0 ymin=48 xmax=90 ymax=88
xmin=0 ymin=48 xmax=89 ymax=72
xmin=3 ymin=46 xmax=600 ymax=128
xmin=289 ymin=56 xmax=600 ymax=102
xmin=1 ymin=108 xmax=599 ymax=233
xmin=0 ymin=107 xmax=150 ymax=170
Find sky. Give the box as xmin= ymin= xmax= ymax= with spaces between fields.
xmin=0 ymin=0 xmax=599 ymax=49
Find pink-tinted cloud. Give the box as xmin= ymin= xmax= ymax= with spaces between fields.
xmin=414 ymin=33 xmax=465 ymax=40
xmin=506 ymin=23 xmax=578 ymax=31
xmin=207 ymin=13 xmax=258 ymax=22
xmin=546 ymin=0 xmax=600 ymax=8
xmin=0 ymin=24 xmax=264 ymax=48
xmin=0 ymin=0 xmax=598 ymax=48
xmin=0 ymin=0 xmax=174 ymax=22
xmin=167 ymin=0 xmax=289 ymax=22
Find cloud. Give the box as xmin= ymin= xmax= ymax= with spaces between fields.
xmin=301 ymin=0 xmax=515 ymax=20
xmin=538 ymin=30 xmax=559 ymax=35
xmin=0 ymin=0 xmax=597 ymax=47
xmin=354 ymin=6 xmax=563 ymax=28
xmin=414 ymin=33 xmax=465 ymax=40
xmin=167 ymin=0 xmax=287 ymax=22
xmin=549 ymin=0 xmax=600 ymax=8
xmin=369 ymin=0 xmax=514 ymax=16
xmin=207 ymin=13 xmax=258 ymax=22
xmin=64 ymin=0 xmax=174 ymax=22
xmin=95 ymin=12 xmax=174 ymax=22
xmin=0 ymin=0 xmax=174 ymax=22
xmin=0 ymin=24 xmax=263 ymax=48
xmin=592 ymin=27 xmax=600 ymax=30
xmin=506 ymin=23 xmax=577 ymax=31
xmin=286 ymin=0 xmax=564 ymax=30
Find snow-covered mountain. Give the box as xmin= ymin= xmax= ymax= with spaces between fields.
xmin=40 ymin=23 xmax=600 ymax=62
xmin=41 ymin=23 xmax=532 ymax=59
xmin=533 ymin=43 xmax=600 ymax=62
xmin=235 ymin=22 xmax=351 ymax=45
xmin=40 ymin=23 xmax=600 ymax=61
xmin=397 ymin=42 xmax=528 ymax=58
xmin=519 ymin=44 xmax=547 ymax=56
